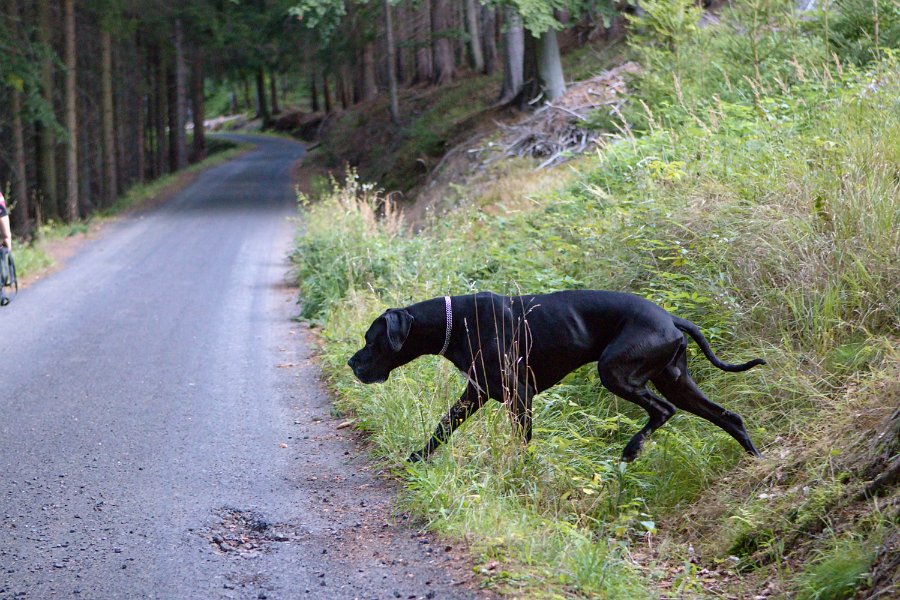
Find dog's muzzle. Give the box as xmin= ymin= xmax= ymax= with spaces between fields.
xmin=347 ymin=355 xmax=387 ymax=384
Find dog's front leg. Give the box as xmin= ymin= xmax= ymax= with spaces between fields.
xmin=408 ymin=384 xmax=485 ymax=462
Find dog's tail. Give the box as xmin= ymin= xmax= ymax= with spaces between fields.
xmin=673 ymin=317 xmax=766 ymax=372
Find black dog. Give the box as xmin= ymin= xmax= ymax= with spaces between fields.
xmin=348 ymin=291 xmax=765 ymax=463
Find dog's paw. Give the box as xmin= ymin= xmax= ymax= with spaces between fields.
xmin=621 ymin=442 xmax=643 ymax=463
xmin=407 ymin=450 xmax=425 ymax=463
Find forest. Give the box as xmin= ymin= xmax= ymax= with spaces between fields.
xmin=1 ymin=0 xmax=898 ymax=597
xmin=1 ymin=0 xmax=603 ymax=240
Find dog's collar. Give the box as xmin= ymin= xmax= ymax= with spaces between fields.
xmin=439 ymin=296 xmax=452 ymax=356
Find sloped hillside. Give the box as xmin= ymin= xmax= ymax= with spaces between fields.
xmin=292 ymin=2 xmax=899 ymax=597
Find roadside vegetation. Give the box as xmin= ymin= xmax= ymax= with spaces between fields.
xmin=293 ymin=1 xmax=898 ymax=597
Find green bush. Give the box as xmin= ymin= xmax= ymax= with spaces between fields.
xmin=826 ymin=0 xmax=900 ymax=65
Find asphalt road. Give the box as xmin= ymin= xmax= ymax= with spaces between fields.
xmin=0 ymin=136 xmax=484 ymax=600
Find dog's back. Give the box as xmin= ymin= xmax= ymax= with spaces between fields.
xmin=472 ymin=290 xmax=679 ymax=391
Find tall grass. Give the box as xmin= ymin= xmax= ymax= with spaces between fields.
xmin=293 ymin=7 xmax=898 ymax=596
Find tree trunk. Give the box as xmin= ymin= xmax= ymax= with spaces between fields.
xmin=269 ymin=70 xmax=280 ymax=114
xmin=172 ymin=18 xmax=188 ymax=170
xmin=255 ymin=67 xmax=270 ymax=126
xmin=431 ymin=0 xmax=454 ymax=84
xmin=465 ymin=0 xmax=484 ymax=72
xmin=481 ymin=5 xmax=498 ymax=75
xmin=35 ymin=0 xmax=58 ymax=221
xmin=8 ymin=0 xmax=30 ymax=236
xmin=167 ymin=66 xmax=178 ymax=171
xmin=115 ymin=38 xmax=130 ymax=191
xmin=361 ymin=42 xmax=378 ymax=102
xmin=396 ymin=0 xmax=409 ymax=84
xmin=136 ymin=67 xmax=145 ymax=185
xmin=322 ymin=72 xmax=333 ymax=113
xmin=338 ymin=65 xmax=350 ymax=109
xmin=455 ymin=1 xmax=466 ymax=66
xmin=499 ymin=7 xmax=524 ymax=103
xmin=242 ymin=78 xmax=252 ymax=112
xmin=155 ymin=48 xmax=168 ymax=177
xmin=521 ymin=31 xmax=539 ymax=107
xmin=11 ymin=88 xmax=30 ymax=238
xmin=384 ymin=0 xmax=400 ymax=124
xmin=101 ymin=28 xmax=118 ymax=206
xmin=413 ymin=0 xmax=433 ymax=84
xmin=63 ymin=0 xmax=79 ymax=222
xmin=536 ymin=28 xmax=566 ymax=101
xmin=310 ymin=68 xmax=320 ymax=112
xmin=191 ymin=49 xmax=207 ymax=163
xmin=86 ymin=93 xmax=101 ymax=216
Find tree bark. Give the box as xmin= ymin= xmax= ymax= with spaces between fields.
xmin=455 ymin=0 xmax=466 ymax=66
xmin=465 ymin=0 xmax=484 ymax=72
xmin=413 ymin=0 xmax=433 ymax=84
xmin=481 ymin=5 xmax=498 ymax=75
xmin=255 ymin=67 xmax=270 ymax=126
xmin=338 ymin=65 xmax=350 ymax=109
xmin=430 ymin=0 xmax=454 ymax=84
xmin=536 ymin=28 xmax=566 ymax=101
xmin=242 ymin=78 xmax=252 ymax=112
xmin=191 ymin=49 xmax=207 ymax=163
xmin=396 ymin=0 xmax=409 ymax=84
xmin=135 ymin=48 xmax=145 ymax=185
xmin=269 ymin=70 xmax=280 ymax=114
xmin=361 ymin=41 xmax=378 ymax=101
xmin=310 ymin=68 xmax=320 ymax=112
xmin=384 ymin=0 xmax=400 ymax=124
xmin=322 ymin=72 xmax=333 ymax=113
xmin=172 ymin=18 xmax=188 ymax=170
xmin=63 ymin=0 xmax=79 ymax=222
xmin=521 ymin=30 xmax=539 ymax=107
xmin=101 ymin=28 xmax=118 ymax=206
xmin=8 ymin=0 xmax=30 ymax=236
xmin=499 ymin=7 xmax=524 ymax=103
xmin=115 ymin=38 xmax=129 ymax=191
xmin=167 ymin=65 xmax=178 ymax=171
xmin=35 ymin=0 xmax=58 ymax=221
xmin=11 ymin=88 xmax=30 ymax=238
xmin=154 ymin=47 xmax=168 ymax=177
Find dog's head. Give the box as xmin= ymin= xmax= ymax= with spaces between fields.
xmin=347 ymin=308 xmax=415 ymax=384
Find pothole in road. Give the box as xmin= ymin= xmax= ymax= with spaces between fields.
xmin=207 ymin=507 xmax=292 ymax=558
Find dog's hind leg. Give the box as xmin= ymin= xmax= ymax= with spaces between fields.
xmin=409 ymin=383 xmax=486 ymax=462
xmin=511 ymin=381 xmax=535 ymax=444
xmin=652 ymin=351 xmax=761 ymax=457
xmin=597 ymin=358 xmax=677 ymax=462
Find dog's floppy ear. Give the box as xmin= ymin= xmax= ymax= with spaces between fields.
xmin=384 ymin=309 xmax=414 ymax=352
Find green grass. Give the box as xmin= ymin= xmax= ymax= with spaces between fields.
xmin=293 ymin=5 xmax=898 ymax=597
xmin=792 ymin=534 xmax=878 ymax=600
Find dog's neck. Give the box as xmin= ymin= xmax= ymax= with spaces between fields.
xmin=407 ymin=297 xmax=454 ymax=357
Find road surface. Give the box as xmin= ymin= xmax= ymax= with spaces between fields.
xmin=0 ymin=136 xmax=485 ymax=599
